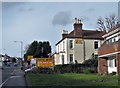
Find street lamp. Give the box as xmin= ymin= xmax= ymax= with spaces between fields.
xmin=14 ymin=41 xmax=23 ymax=59
xmin=0 ymin=49 xmax=6 ymax=55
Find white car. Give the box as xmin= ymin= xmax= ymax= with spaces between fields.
xmin=25 ymin=68 xmax=32 ymax=72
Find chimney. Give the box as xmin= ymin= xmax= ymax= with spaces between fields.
xmin=73 ymin=17 xmax=83 ymax=36
xmin=62 ymin=30 xmax=68 ymax=38
xmin=74 ymin=17 xmax=83 ymax=30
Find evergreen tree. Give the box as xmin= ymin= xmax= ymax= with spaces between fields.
xmin=24 ymin=41 xmax=51 ymax=60
xmin=26 ymin=41 xmax=38 ymax=56
xmin=34 ymin=41 xmax=42 ymax=58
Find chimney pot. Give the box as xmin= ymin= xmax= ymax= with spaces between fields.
xmin=74 ymin=17 xmax=77 ymax=23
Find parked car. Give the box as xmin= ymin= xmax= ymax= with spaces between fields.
xmin=7 ymin=63 xmax=10 ymax=66
xmin=0 ymin=61 xmax=3 ymax=69
xmin=14 ymin=62 xmax=18 ymax=66
xmin=25 ymin=68 xmax=31 ymax=72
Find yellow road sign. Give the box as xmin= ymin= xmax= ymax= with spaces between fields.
xmin=36 ymin=58 xmax=54 ymax=67
xmin=27 ymin=55 xmax=33 ymax=60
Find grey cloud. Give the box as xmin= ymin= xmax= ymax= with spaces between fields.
xmin=2 ymin=2 xmax=26 ymax=10
xmin=52 ymin=11 xmax=72 ymax=26
xmin=85 ymin=8 xmax=95 ymax=13
xmin=78 ymin=16 xmax=90 ymax=22
xmin=2 ymin=2 xmax=34 ymax=12
xmin=19 ymin=7 xmax=35 ymax=12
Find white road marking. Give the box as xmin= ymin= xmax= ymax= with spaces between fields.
xmin=10 ymin=76 xmax=22 ymax=78
xmin=0 ymin=69 xmax=17 ymax=87
xmin=0 ymin=75 xmax=23 ymax=87
xmin=0 ymin=77 xmax=10 ymax=88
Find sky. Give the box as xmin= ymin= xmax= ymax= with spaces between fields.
xmin=0 ymin=1 xmax=119 ymax=57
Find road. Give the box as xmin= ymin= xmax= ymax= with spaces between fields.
xmin=0 ymin=62 xmax=27 ymax=88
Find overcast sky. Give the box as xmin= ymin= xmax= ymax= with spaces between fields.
xmin=0 ymin=1 xmax=119 ymax=57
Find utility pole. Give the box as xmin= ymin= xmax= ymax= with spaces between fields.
xmin=14 ymin=41 xmax=23 ymax=66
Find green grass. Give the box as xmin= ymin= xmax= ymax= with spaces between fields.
xmin=26 ymin=73 xmax=118 ymax=87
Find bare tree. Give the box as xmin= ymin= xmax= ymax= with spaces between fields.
xmin=24 ymin=44 xmax=30 ymax=53
xmin=97 ymin=14 xmax=118 ymax=32
xmin=97 ymin=17 xmax=106 ymax=31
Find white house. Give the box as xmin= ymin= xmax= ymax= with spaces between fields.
xmin=54 ymin=17 xmax=105 ymax=65
xmin=0 ymin=54 xmax=5 ymax=61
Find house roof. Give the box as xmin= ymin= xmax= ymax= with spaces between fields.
xmin=56 ymin=29 xmax=105 ymax=45
xmin=107 ymin=23 xmax=120 ymax=33
xmin=102 ymin=24 xmax=120 ymax=38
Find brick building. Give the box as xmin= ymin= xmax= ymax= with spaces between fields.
xmin=98 ymin=24 xmax=120 ymax=75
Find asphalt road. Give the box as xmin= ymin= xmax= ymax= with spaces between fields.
xmin=0 ymin=62 xmax=27 ymax=88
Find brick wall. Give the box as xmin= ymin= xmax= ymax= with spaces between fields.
xmin=118 ymin=54 xmax=120 ymax=76
xmin=98 ymin=57 xmax=108 ymax=75
xmin=117 ymin=40 xmax=120 ymax=75
xmin=98 ymin=42 xmax=118 ymax=56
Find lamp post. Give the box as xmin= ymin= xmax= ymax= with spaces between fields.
xmin=14 ymin=41 xmax=23 ymax=59
xmin=0 ymin=49 xmax=5 ymax=55
xmin=14 ymin=41 xmax=24 ymax=66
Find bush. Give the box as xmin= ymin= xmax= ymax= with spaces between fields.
xmin=83 ymin=68 xmax=93 ymax=74
xmin=54 ymin=64 xmax=86 ymax=74
xmin=109 ymin=72 xmax=116 ymax=75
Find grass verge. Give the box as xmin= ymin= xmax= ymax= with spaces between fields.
xmin=26 ymin=73 xmax=118 ymax=88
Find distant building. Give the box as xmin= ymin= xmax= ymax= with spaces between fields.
xmin=98 ymin=24 xmax=120 ymax=75
xmin=54 ymin=17 xmax=105 ymax=65
xmin=0 ymin=54 xmax=5 ymax=61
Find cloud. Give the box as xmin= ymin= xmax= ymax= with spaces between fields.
xmin=19 ymin=7 xmax=35 ymax=12
xmin=52 ymin=11 xmax=72 ymax=26
xmin=2 ymin=2 xmax=26 ymax=10
xmin=2 ymin=2 xmax=35 ymax=12
xmin=85 ymin=8 xmax=95 ymax=13
xmin=78 ymin=16 xmax=90 ymax=22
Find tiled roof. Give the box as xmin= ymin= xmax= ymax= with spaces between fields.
xmin=56 ymin=29 xmax=105 ymax=45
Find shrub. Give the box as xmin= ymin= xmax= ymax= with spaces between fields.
xmin=54 ymin=64 xmax=85 ymax=74
xmin=83 ymin=68 xmax=93 ymax=74
xmin=109 ymin=72 xmax=117 ymax=75
xmin=54 ymin=62 xmax=97 ymax=74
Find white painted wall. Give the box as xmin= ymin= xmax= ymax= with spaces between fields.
xmin=54 ymin=54 xmax=61 ymax=65
xmin=54 ymin=38 xmax=102 ymax=65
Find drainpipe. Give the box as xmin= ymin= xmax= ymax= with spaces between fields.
xmin=83 ymin=39 xmax=86 ymax=62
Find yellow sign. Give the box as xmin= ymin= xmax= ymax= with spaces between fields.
xmin=75 ymin=39 xmax=83 ymax=44
xmin=27 ymin=55 xmax=33 ymax=60
xmin=36 ymin=58 xmax=54 ymax=67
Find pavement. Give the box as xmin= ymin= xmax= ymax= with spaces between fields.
xmin=0 ymin=63 xmax=27 ymax=88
